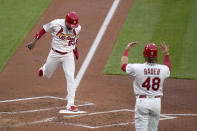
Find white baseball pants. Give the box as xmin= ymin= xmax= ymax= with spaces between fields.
xmin=135 ymin=97 xmax=161 ymax=131
xmin=41 ymin=49 xmax=76 ymax=109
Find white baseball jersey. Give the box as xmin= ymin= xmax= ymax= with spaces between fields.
xmin=43 ymin=19 xmax=81 ymax=52
xmin=126 ymin=63 xmax=170 ymax=96
xmin=40 ymin=19 xmax=81 ymax=109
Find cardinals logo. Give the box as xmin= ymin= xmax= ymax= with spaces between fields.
xmin=56 ymin=27 xmax=74 ymax=40
xmin=56 ymin=27 xmax=76 ymax=46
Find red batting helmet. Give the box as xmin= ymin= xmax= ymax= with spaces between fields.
xmin=66 ymin=12 xmax=79 ymax=28
xmin=143 ymin=43 xmax=158 ymax=58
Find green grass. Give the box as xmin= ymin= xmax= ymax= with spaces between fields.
xmin=104 ymin=0 xmax=197 ymax=79
xmin=0 ymin=0 xmax=51 ymax=72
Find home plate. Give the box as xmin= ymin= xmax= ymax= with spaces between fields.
xmin=59 ymin=109 xmax=87 ymax=114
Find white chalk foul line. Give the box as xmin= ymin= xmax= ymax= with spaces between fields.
xmin=0 ymin=107 xmax=197 ymax=129
xmin=63 ymin=108 xmax=134 ymax=118
xmin=0 ymin=117 xmax=57 ymax=128
xmin=0 ymin=109 xmax=132 ymax=129
xmin=0 ymin=95 xmax=93 ymax=104
xmin=160 ymin=114 xmax=176 ymax=120
xmin=0 ymin=0 xmax=120 ymax=128
xmin=53 ymin=121 xmax=135 ymax=129
xmin=0 ymin=103 xmax=94 ymax=115
xmin=92 ymin=122 xmax=135 ymax=129
xmin=75 ymin=0 xmax=120 ymax=87
xmin=55 ymin=112 xmax=195 ymax=129
xmin=0 ymin=0 xmax=120 ymax=116
xmin=162 ymin=113 xmax=197 ymax=116
xmin=0 ymin=96 xmax=50 ymax=103
xmin=0 ymin=96 xmax=94 ymax=114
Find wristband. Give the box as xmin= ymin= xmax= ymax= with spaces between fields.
xmin=34 ymin=28 xmax=46 ymax=40
xmin=34 ymin=33 xmax=40 ymax=40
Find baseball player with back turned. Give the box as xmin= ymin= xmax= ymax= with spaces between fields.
xmin=121 ymin=42 xmax=171 ymax=131
xmin=27 ymin=11 xmax=81 ymax=112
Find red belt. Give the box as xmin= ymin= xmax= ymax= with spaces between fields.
xmin=139 ymin=95 xmax=160 ymax=98
xmin=52 ymin=48 xmax=68 ymax=55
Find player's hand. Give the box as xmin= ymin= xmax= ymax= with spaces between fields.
xmin=159 ymin=41 xmax=169 ymax=55
xmin=26 ymin=38 xmax=37 ymax=50
xmin=26 ymin=42 xmax=35 ymax=50
xmin=125 ymin=42 xmax=137 ymax=51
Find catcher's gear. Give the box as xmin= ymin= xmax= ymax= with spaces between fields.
xmin=66 ymin=12 xmax=79 ymax=28
xmin=143 ymin=43 xmax=158 ymax=58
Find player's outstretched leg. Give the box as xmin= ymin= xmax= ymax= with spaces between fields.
xmin=38 ymin=51 xmax=60 ymax=78
xmin=62 ymin=53 xmax=78 ymax=112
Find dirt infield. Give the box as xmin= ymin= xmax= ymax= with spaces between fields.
xmin=0 ymin=0 xmax=197 ymax=130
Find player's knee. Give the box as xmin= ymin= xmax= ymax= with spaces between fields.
xmin=65 ymin=74 xmax=74 ymax=81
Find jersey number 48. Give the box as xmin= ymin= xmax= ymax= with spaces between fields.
xmin=142 ymin=77 xmax=160 ymax=91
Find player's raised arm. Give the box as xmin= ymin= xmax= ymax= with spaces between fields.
xmin=121 ymin=42 xmax=137 ymax=71
xmin=26 ymin=27 xmax=46 ymax=50
xmin=160 ymin=42 xmax=171 ymax=71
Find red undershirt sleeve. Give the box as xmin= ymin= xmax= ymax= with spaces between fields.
xmin=121 ymin=49 xmax=129 ymax=72
xmin=123 ymin=49 xmax=128 ymax=56
xmin=164 ymin=54 xmax=171 ymax=71
xmin=34 ymin=27 xmax=46 ymax=40
xmin=121 ymin=64 xmax=127 ymax=72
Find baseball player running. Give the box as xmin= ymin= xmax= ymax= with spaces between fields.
xmin=121 ymin=42 xmax=170 ymax=131
xmin=27 ymin=11 xmax=81 ymax=112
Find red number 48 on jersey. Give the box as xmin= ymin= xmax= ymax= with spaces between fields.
xmin=142 ymin=77 xmax=161 ymax=91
